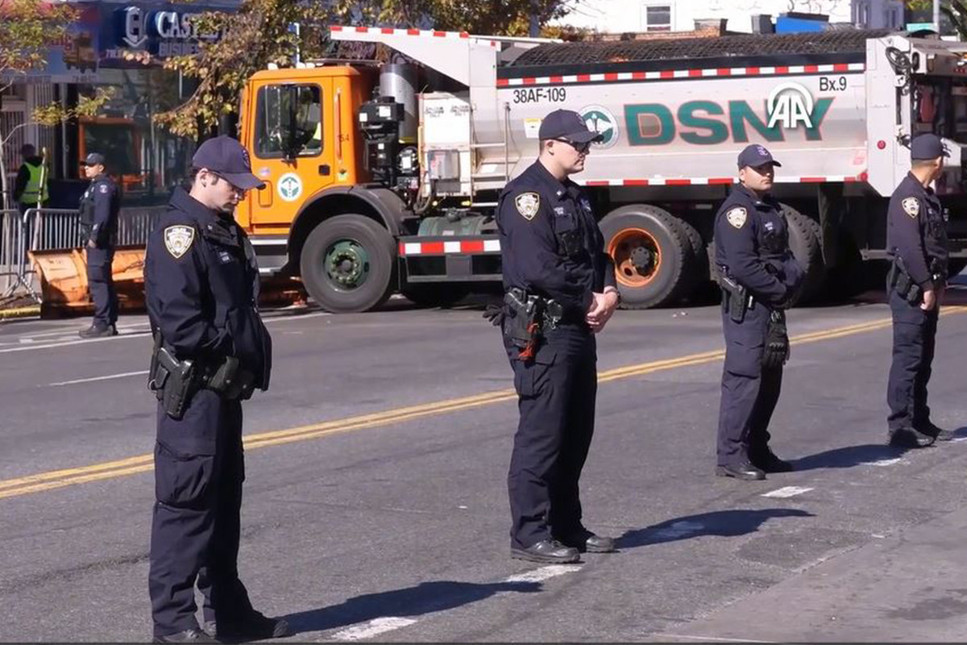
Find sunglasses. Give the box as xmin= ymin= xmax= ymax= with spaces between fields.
xmin=209 ymin=171 xmax=247 ymax=195
xmin=554 ymin=138 xmax=592 ymax=154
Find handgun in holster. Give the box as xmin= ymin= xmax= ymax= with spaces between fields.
xmin=149 ymin=346 xmax=197 ymax=420
xmin=718 ymin=271 xmax=751 ymax=324
xmin=504 ymin=288 xmax=544 ymax=362
xmin=889 ymin=255 xmax=923 ymax=305
xmin=204 ymin=356 xmax=256 ymax=401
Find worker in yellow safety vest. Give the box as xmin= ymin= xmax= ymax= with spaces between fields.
xmin=13 ymin=143 xmax=49 ymax=215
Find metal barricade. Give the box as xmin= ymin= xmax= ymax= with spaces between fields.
xmin=0 ymin=209 xmax=29 ymax=299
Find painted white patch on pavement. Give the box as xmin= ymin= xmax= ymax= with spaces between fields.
xmin=652 ymin=520 xmax=704 ymax=540
xmin=504 ymin=564 xmax=582 ymax=583
xmin=861 ymin=458 xmax=904 ymax=467
xmin=332 ymin=617 xmax=417 ymax=641
xmin=761 ymin=486 xmax=813 ymax=499
xmin=651 ymin=634 xmax=775 ymax=643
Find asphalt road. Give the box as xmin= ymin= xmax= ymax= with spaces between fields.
xmin=3 ymin=289 xmax=967 ymax=642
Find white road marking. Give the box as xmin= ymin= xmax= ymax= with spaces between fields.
xmin=48 ymin=370 xmax=149 ymax=387
xmin=504 ymin=564 xmax=582 ymax=583
xmin=651 ymin=634 xmax=775 ymax=643
xmin=652 ymin=520 xmax=704 ymax=540
xmin=861 ymin=458 xmax=904 ymax=467
xmin=950 ymin=437 xmax=967 ymax=444
xmin=0 ymin=311 xmax=331 ymax=353
xmin=331 ymin=617 xmax=417 ymax=641
xmin=761 ymin=486 xmax=814 ymax=499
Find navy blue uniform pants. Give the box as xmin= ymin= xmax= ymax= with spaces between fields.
xmin=86 ymin=246 xmax=117 ymax=327
xmin=148 ymin=390 xmax=254 ymax=637
xmin=506 ymin=326 xmax=597 ymax=549
xmin=887 ymin=288 xmax=938 ymax=432
xmin=717 ymin=304 xmax=783 ymax=466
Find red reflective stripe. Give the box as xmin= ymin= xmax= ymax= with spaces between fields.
xmin=624 ymin=179 xmax=650 ymax=186
xmin=380 ymin=27 xmax=394 ymax=34
xmin=550 ymin=75 xmax=564 ymax=83
xmin=330 ymin=25 xmax=343 ymax=32
xmin=496 ymin=78 xmax=510 ymax=87
xmin=433 ymin=30 xmax=447 ymax=37
xmin=354 ymin=26 xmax=368 ymax=32
xmin=709 ymin=177 xmax=734 ymax=185
xmin=799 ymin=177 xmax=825 ymax=183
xmin=407 ymin=28 xmax=420 ymax=35
xmin=421 ymin=242 xmax=445 ymax=254
xmin=659 ymin=70 xmax=674 ymax=79
xmin=459 ymin=32 xmax=470 ymax=38
xmin=776 ymin=66 xmax=789 ymax=74
xmin=632 ymin=71 xmax=647 ymax=80
xmin=577 ymin=74 xmax=591 ymax=82
xmin=688 ymin=69 xmax=703 ymax=77
xmin=585 ymin=181 xmax=611 ymax=187
xmin=605 ymin=72 xmax=619 ymax=81
xmin=804 ymin=64 xmax=819 ymax=73
xmin=665 ymin=179 xmax=691 ymax=186
xmin=717 ymin=68 xmax=731 ymax=76
xmin=747 ymin=66 xmax=760 ymax=75
xmin=523 ymin=77 xmax=536 ymax=85
xmin=461 ymin=240 xmax=485 ymax=253
xmin=398 ymin=242 xmax=407 ymax=255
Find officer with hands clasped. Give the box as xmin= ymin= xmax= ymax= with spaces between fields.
xmin=78 ymin=152 xmax=121 ymax=338
xmin=145 ymin=136 xmax=287 ymax=643
xmin=714 ymin=144 xmax=804 ymax=481
xmin=493 ymin=109 xmax=620 ymax=564
xmin=885 ymin=133 xmax=952 ymax=448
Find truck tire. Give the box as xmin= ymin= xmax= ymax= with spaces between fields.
xmin=300 ymin=214 xmax=397 ymax=313
xmin=600 ymin=204 xmax=693 ymax=309
xmin=679 ymin=217 xmax=708 ymax=291
xmin=782 ymin=204 xmax=825 ymax=305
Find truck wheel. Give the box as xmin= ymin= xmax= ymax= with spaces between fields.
xmin=783 ymin=204 xmax=825 ymax=305
xmin=401 ymin=284 xmax=468 ymax=308
xmin=600 ymin=204 xmax=693 ymax=309
xmin=300 ymin=214 xmax=397 ymax=313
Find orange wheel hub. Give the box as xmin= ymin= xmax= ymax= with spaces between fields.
xmin=608 ymin=227 xmax=661 ymax=288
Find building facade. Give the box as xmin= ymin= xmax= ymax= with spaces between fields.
xmin=3 ymin=0 xmax=239 ymax=207
xmin=556 ymin=0 xmax=904 ymax=35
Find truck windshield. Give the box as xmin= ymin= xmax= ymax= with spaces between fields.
xmin=254 ymin=84 xmax=323 ymax=159
xmin=912 ymin=78 xmax=967 ymax=145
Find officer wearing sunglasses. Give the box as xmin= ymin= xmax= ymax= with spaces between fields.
xmin=494 ymin=109 xmax=620 ymax=564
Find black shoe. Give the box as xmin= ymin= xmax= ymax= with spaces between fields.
xmin=557 ymin=529 xmax=616 ymax=553
xmin=78 ymin=324 xmax=118 ymax=338
xmin=207 ymin=611 xmax=290 ymax=640
xmin=511 ymin=539 xmax=580 ymax=564
xmin=917 ymin=421 xmax=956 ymax=442
xmin=751 ymin=452 xmax=795 ymax=473
xmin=153 ymin=629 xmax=217 ymax=643
xmin=888 ymin=427 xmax=935 ymax=448
xmin=716 ymin=461 xmax=766 ymax=480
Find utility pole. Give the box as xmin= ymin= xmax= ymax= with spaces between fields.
xmin=934 ymin=0 xmax=941 ymax=32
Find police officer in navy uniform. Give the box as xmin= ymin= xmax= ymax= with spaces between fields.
xmin=885 ymin=133 xmax=952 ymax=448
xmin=495 ymin=109 xmax=620 ymax=564
xmin=78 ymin=152 xmax=121 ymax=338
xmin=714 ymin=144 xmax=804 ymax=481
xmin=145 ymin=136 xmax=287 ymax=643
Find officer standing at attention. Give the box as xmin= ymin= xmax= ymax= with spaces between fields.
xmin=145 ymin=136 xmax=287 ymax=643
xmin=885 ymin=133 xmax=952 ymax=448
xmin=495 ymin=109 xmax=620 ymax=564
xmin=78 ymin=152 xmax=121 ymax=338
xmin=714 ymin=144 xmax=804 ymax=481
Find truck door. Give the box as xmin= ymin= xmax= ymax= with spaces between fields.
xmin=245 ymin=79 xmax=334 ymax=229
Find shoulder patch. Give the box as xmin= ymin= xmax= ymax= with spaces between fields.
xmin=726 ymin=207 xmax=748 ymax=229
xmin=902 ymin=197 xmax=920 ymax=218
xmin=164 ymin=225 xmax=195 ymax=259
xmin=98 ymin=184 xmax=108 ymax=194
xmin=515 ymin=192 xmax=541 ymax=220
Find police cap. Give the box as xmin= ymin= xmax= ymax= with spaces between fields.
xmin=538 ymin=109 xmax=603 ymax=144
xmin=911 ymin=133 xmax=949 ymax=160
xmin=737 ymin=144 xmax=781 ymax=169
xmin=192 ymin=135 xmax=265 ymax=190
xmin=84 ymin=152 xmax=105 ymax=166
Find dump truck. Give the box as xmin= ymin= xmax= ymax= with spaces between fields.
xmin=32 ymin=26 xmax=967 ymax=314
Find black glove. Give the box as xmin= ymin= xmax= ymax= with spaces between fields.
xmin=483 ymin=302 xmax=506 ymax=327
xmin=762 ymin=310 xmax=790 ymax=368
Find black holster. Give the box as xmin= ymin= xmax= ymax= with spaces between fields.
xmin=719 ymin=272 xmax=751 ymax=324
xmin=149 ymin=346 xmax=198 ymax=420
xmin=202 ymin=357 xmax=256 ymax=401
xmin=502 ymin=287 xmax=564 ymax=361
xmin=888 ymin=255 xmax=923 ymax=305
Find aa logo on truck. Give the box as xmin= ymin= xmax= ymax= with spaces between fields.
xmin=767 ymin=83 xmax=817 ymax=130
xmin=580 ymin=106 xmax=619 ymax=149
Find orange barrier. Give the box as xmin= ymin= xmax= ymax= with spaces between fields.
xmin=29 ymin=245 xmax=307 ymax=317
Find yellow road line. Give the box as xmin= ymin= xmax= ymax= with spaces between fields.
xmin=2 ymin=308 xmax=964 ymax=501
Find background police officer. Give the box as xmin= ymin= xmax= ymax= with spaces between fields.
xmin=145 ymin=136 xmax=286 ymax=643
xmin=78 ymin=152 xmax=120 ymax=338
xmin=714 ymin=144 xmax=804 ymax=481
xmin=885 ymin=133 xmax=952 ymax=448
xmin=496 ymin=109 xmax=620 ymax=564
